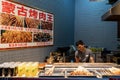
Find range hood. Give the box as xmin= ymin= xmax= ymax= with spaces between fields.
xmin=102 ymin=1 xmax=120 ymax=21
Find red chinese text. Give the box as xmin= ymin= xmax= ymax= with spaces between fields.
xmin=17 ymin=6 xmax=28 ymax=17
xmin=39 ymin=12 xmax=47 ymax=21
xmin=29 ymin=9 xmax=38 ymax=19
xmin=2 ymin=1 xmax=15 ymax=14
xmin=9 ymin=43 xmax=27 ymax=47
xmin=47 ymin=14 xmax=53 ymax=22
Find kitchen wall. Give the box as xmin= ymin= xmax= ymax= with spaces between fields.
xmin=0 ymin=0 xmax=75 ymax=63
xmin=74 ymin=0 xmax=118 ymax=50
xmin=0 ymin=0 xmax=119 ymax=63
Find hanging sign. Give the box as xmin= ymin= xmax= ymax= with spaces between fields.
xmin=0 ymin=0 xmax=54 ymax=50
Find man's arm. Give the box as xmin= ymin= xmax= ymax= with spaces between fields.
xmin=75 ymin=57 xmax=80 ymax=62
xmin=90 ymin=56 xmax=94 ymax=63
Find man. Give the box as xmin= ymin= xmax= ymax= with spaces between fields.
xmin=75 ymin=40 xmax=94 ymax=63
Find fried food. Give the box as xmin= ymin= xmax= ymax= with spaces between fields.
xmin=41 ymin=21 xmax=53 ymax=30
xmin=0 ymin=13 xmax=24 ymax=27
xmin=1 ymin=30 xmax=32 ymax=43
xmin=33 ymin=32 xmax=52 ymax=42
xmin=25 ymin=18 xmax=40 ymax=28
xmin=109 ymin=67 xmax=120 ymax=75
xmin=70 ymin=66 xmax=93 ymax=76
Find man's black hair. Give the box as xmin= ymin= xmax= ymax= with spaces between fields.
xmin=76 ymin=40 xmax=84 ymax=46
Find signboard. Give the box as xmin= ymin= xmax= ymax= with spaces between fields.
xmin=0 ymin=0 xmax=54 ymax=50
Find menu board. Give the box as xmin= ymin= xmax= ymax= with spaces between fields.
xmin=0 ymin=0 xmax=54 ymax=50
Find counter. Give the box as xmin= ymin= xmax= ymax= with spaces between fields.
xmin=39 ymin=63 xmax=120 ymax=80
xmin=0 ymin=62 xmax=120 ymax=80
xmin=0 ymin=77 xmax=120 ymax=80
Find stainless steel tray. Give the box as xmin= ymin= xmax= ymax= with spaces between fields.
xmin=39 ymin=63 xmax=120 ymax=78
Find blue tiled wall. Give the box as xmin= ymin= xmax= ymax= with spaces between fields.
xmin=74 ymin=0 xmax=118 ymax=50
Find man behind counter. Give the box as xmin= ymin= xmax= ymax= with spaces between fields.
xmin=75 ymin=40 xmax=94 ymax=63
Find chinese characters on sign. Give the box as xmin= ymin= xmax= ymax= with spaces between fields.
xmin=0 ymin=0 xmax=54 ymax=49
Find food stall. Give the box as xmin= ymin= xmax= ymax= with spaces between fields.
xmin=0 ymin=62 xmax=120 ymax=80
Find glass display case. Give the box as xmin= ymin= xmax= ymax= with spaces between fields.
xmin=39 ymin=63 xmax=120 ymax=80
xmin=0 ymin=62 xmax=120 ymax=80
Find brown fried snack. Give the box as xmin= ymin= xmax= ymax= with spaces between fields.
xmin=25 ymin=18 xmax=40 ymax=28
xmin=1 ymin=30 xmax=32 ymax=43
xmin=0 ymin=13 xmax=24 ymax=27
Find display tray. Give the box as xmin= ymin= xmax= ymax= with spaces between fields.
xmin=53 ymin=63 xmax=118 ymax=68
xmin=40 ymin=63 xmax=120 ymax=79
xmin=39 ymin=73 xmax=120 ymax=79
xmin=39 ymin=73 xmax=96 ymax=77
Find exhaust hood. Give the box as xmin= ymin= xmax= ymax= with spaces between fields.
xmin=102 ymin=1 xmax=120 ymax=21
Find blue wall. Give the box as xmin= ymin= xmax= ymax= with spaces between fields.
xmin=74 ymin=0 xmax=118 ymax=50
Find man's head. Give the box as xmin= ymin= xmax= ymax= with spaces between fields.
xmin=76 ymin=40 xmax=85 ymax=52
